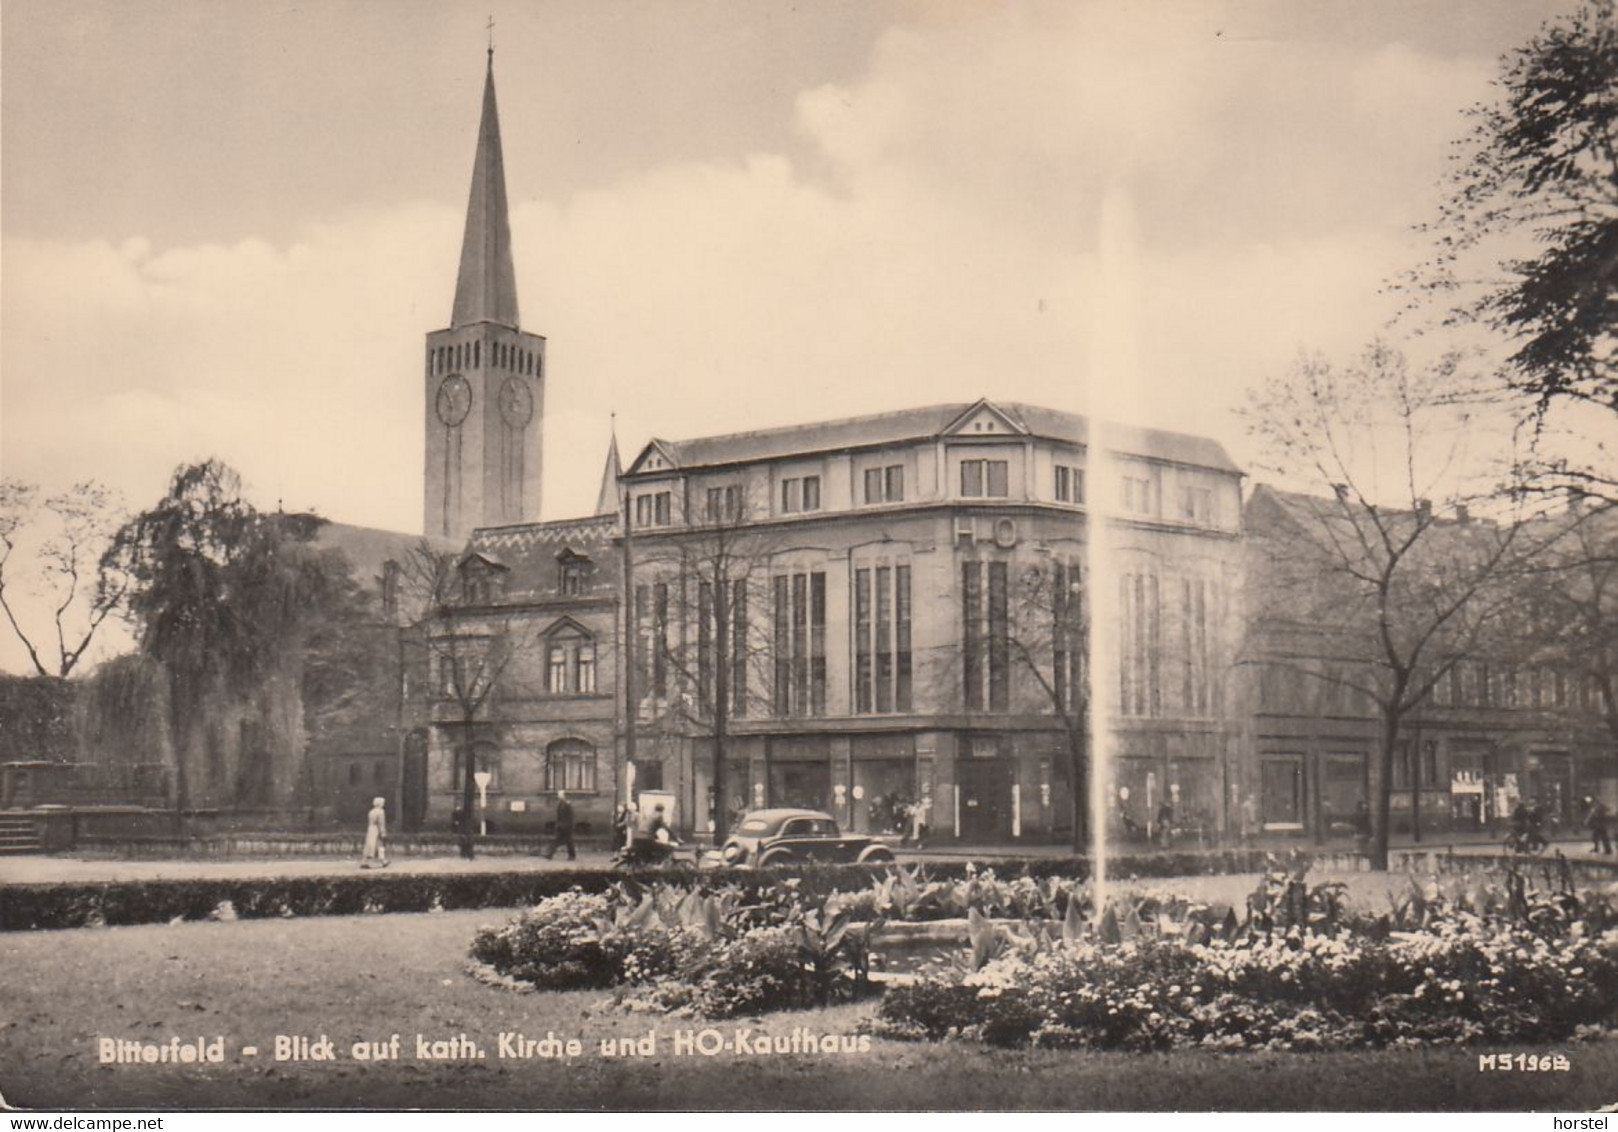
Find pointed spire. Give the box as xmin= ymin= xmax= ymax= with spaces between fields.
xmin=451 ymin=55 xmax=520 ymax=329
xmin=595 ymin=417 xmax=623 ymax=517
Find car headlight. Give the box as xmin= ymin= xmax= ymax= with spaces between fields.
xmin=722 ymin=843 xmax=744 ymax=864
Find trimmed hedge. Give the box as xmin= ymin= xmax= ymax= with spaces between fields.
xmin=0 ymin=850 xmax=1277 ymax=933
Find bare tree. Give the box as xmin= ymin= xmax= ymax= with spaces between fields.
xmin=1005 ymin=557 xmax=1091 ymax=852
xmin=632 ymin=489 xmax=781 ymax=845
xmin=1505 ymin=499 xmax=1618 ymax=746
xmin=0 ymin=479 xmax=128 ymax=677
xmin=1244 ymin=342 xmax=1555 ymax=868
xmin=398 ymin=541 xmax=534 ymax=858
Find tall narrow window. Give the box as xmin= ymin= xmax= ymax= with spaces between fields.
xmin=773 ymin=569 xmax=825 ymax=717
xmin=697 ymin=581 xmax=714 ymax=716
xmin=988 ymin=561 xmax=1009 ymax=710
xmin=963 ymin=562 xmax=983 ymax=709
xmin=634 ymin=585 xmax=650 ymax=696
xmin=792 ymin=574 xmax=808 ymax=714
xmin=1053 ymin=560 xmax=1083 ymax=713
xmin=653 ymin=583 xmax=669 ymax=697
xmin=895 ymin=565 xmax=912 ymax=710
xmin=875 ymin=566 xmax=893 ymax=712
xmin=855 ymin=562 xmax=911 ymax=714
xmin=855 ymin=567 xmax=872 ymax=713
xmin=576 ymin=644 xmax=596 ymax=694
xmin=773 ymin=576 xmax=791 ymax=716
xmin=548 ymin=646 xmax=568 ymax=692
xmin=731 ymin=579 xmax=748 ymax=717
xmin=810 ymin=573 xmax=826 ymax=714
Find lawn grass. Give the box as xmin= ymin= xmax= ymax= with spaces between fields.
xmin=2 ymin=909 xmax=1615 ymax=1111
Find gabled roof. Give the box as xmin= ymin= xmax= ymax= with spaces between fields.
xmin=623 ymin=400 xmax=1241 ymax=476
xmin=450 ymin=56 xmax=520 ymax=330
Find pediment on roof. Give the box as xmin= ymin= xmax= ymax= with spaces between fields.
xmin=556 ymin=546 xmax=594 ymax=564
xmin=941 ymin=399 xmax=1027 ymax=440
xmin=457 ymin=550 xmax=509 ymax=573
xmin=626 ymin=440 xmax=679 ymax=476
xmin=542 ymin=615 xmax=593 ymax=639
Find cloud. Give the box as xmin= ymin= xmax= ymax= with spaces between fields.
xmin=2 ymin=1 xmax=1503 ymax=562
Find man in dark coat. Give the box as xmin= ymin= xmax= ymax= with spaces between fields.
xmin=1585 ymin=796 xmax=1614 ymax=856
xmin=544 ymin=791 xmax=576 ymax=860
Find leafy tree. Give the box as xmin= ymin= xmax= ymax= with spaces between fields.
xmin=0 ymin=479 xmax=127 ymax=677
xmin=106 ymin=460 xmax=356 ymax=831
xmin=1409 ymin=1 xmax=1618 ymax=418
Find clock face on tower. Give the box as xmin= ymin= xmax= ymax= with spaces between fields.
xmin=436 ymin=374 xmax=472 ymax=427
xmin=498 ymin=377 xmax=533 ymax=428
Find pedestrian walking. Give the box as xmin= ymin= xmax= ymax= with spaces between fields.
xmin=1239 ymin=793 xmax=1260 ymax=845
xmin=544 ymin=790 xmax=576 ymax=860
xmin=361 ymin=797 xmax=388 ymax=869
xmin=1584 ymin=795 xmax=1614 ymax=856
xmin=1155 ymin=798 xmax=1175 ymax=849
xmin=1352 ymin=800 xmax=1371 ymax=855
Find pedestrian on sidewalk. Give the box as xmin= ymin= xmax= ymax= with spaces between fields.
xmin=1583 ymin=796 xmax=1613 ymax=856
xmin=1239 ymin=793 xmax=1260 ymax=845
xmin=544 ymin=791 xmax=576 ymax=860
xmin=361 ymin=797 xmax=389 ymax=869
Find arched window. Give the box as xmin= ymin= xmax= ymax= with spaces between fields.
xmin=544 ymin=626 xmax=597 ymax=695
xmin=546 ymin=739 xmax=596 ymax=792
xmin=474 ymin=341 xmax=481 ymax=368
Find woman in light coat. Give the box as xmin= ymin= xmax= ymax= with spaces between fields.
xmin=361 ymin=797 xmax=388 ymax=868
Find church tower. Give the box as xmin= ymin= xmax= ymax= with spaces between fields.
xmin=424 ymin=51 xmax=545 ymax=542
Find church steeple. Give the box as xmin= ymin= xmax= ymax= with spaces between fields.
xmin=595 ymin=420 xmax=623 ymax=517
xmin=451 ymin=55 xmax=520 ymax=330
xmin=424 ymin=51 xmax=546 ymax=543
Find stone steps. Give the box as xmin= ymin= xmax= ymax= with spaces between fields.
xmin=0 ymin=816 xmax=43 ymax=855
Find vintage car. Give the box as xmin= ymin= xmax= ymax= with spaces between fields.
xmin=717 ymin=808 xmax=897 ymax=867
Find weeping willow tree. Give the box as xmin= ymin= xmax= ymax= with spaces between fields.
xmin=105 ymin=460 xmax=360 ymax=832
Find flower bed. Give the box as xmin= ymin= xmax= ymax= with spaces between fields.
xmin=870 ymin=854 xmax=1618 ymax=1051
xmin=872 ymin=915 xmax=1618 ymax=1050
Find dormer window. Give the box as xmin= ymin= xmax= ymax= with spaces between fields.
xmin=458 ymin=554 xmax=508 ymax=604
xmin=557 ymin=548 xmax=594 ymax=596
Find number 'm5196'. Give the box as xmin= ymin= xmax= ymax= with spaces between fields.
xmin=1478 ymin=1053 xmax=1571 ymax=1072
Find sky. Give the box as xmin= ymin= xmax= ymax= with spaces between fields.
xmin=0 ymin=0 xmax=1580 ymax=673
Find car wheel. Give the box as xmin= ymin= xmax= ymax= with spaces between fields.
xmin=859 ymin=847 xmax=895 ymax=864
xmin=757 ymin=849 xmax=793 ymax=868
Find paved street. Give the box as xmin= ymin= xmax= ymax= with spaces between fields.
xmin=2 ymin=830 xmax=1613 ymax=885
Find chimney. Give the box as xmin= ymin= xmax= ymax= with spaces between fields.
xmin=1416 ymin=498 xmax=1432 ymax=522
xmin=1455 ymin=504 xmax=1470 ymax=524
